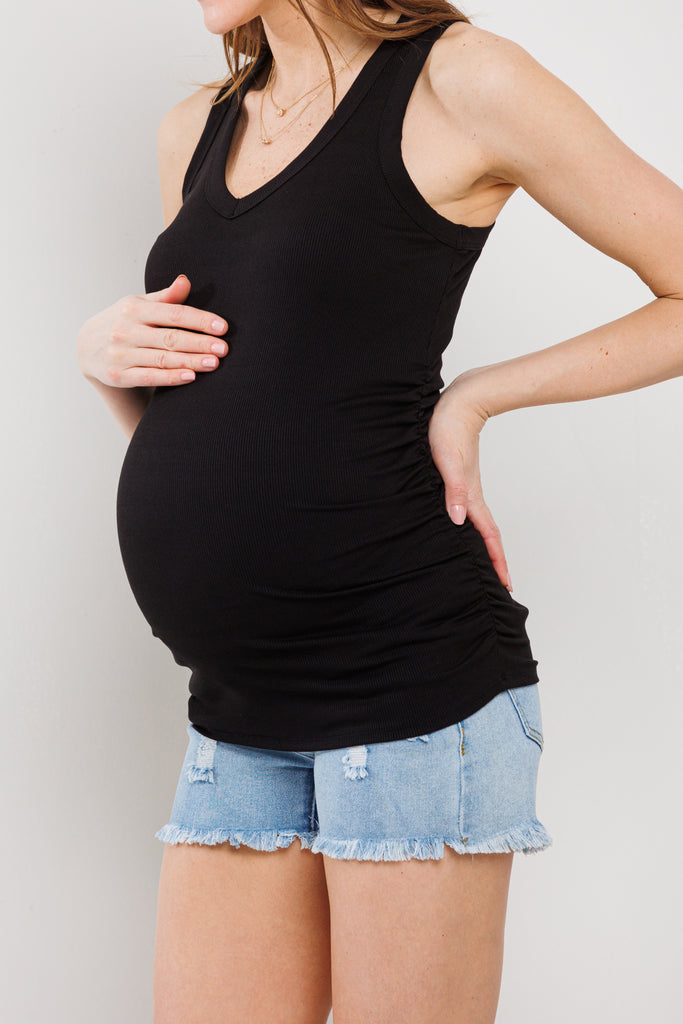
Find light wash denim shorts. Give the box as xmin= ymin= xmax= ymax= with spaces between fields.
xmin=154 ymin=683 xmax=553 ymax=860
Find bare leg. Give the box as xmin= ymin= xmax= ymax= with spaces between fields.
xmin=153 ymin=839 xmax=332 ymax=1024
xmin=324 ymin=848 xmax=514 ymax=1024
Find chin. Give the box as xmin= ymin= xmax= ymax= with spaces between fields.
xmin=196 ymin=0 xmax=264 ymax=36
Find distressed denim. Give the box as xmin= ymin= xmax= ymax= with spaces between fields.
xmin=155 ymin=683 xmax=553 ymax=860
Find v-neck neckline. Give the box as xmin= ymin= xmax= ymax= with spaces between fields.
xmin=204 ymin=13 xmax=409 ymax=219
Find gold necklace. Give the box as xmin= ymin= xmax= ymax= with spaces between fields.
xmin=258 ymin=83 xmax=328 ymax=145
xmin=268 ymin=37 xmax=368 ymax=118
xmin=258 ymin=38 xmax=374 ymax=145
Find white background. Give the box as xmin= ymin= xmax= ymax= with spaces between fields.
xmin=2 ymin=0 xmax=681 ymax=1020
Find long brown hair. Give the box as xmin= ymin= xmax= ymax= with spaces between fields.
xmin=197 ymin=2 xmax=472 ymax=109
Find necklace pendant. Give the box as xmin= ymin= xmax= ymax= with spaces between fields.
xmin=261 ymin=135 xmax=271 ymax=145
xmin=275 ymin=106 xmax=285 ymax=117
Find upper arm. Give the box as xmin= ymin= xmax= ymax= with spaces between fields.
xmin=156 ymin=85 xmax=221 ymax=228
xmin=434 ymin=27 xmax=683 ymax=298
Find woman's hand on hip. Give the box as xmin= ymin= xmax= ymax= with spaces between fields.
xmin=428 ymin=372 xmax=513 ymax=592
xmin=77 ymin=274 xmax=229 ymax=388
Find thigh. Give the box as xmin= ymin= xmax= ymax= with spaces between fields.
xmin=152 ymin=724 xmax=332 ymax=1024
xmin=311 ymin=684 xmax=553 ymax=1023
xmin=323 ymin=848 xmax=513 ymax=1024
xmin=154 ymin=841 xmax=332 ymax=1024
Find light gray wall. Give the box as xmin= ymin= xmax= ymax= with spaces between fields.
xmin=2 ymin=1 xmax=681 ymax=1020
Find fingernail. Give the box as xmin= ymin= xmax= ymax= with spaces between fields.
xmin=211 ymin=318 xmax=226 ymax=332
xmin=449 ymin=505 xmax=466 ymax=525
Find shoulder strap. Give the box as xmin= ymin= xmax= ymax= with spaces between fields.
xmin=180 ymin=46 xmax=269 ymax=202
xmin=378 ymin=20 xmax=496 ymax=250
xmin=181 ymin=87 xmax=234 ymax=202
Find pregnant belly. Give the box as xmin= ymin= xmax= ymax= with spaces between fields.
xmin=115 ymin=380 xmax=466 ymax=650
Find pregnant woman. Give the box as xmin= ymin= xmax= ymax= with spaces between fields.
xmin=77 ymin=2 xmax=683 ymax=1021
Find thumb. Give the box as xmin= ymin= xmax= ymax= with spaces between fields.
xmin=144 ymin=273 xmax=192 ymax=302
xmin=444 ymin=479 xmax=469 ymax=526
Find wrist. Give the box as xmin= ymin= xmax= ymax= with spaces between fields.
xmin=437 ymin=367 xmax=492 ymax=430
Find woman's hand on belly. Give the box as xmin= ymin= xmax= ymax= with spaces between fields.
xmin=77 ymin=273 xmax=229 ymax=389
xmin=427 ymin=376 xmax=513 ymax=593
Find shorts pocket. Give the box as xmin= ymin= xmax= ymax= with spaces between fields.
xmin=506 ymin=683 xmax=544 ymax=752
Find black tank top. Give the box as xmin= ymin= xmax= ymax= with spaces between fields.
xmin=116 ymin=14 xmax=539 ymax=750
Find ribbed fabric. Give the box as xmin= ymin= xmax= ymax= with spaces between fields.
xmin=116 ymin=14 xmax=540 ymax=750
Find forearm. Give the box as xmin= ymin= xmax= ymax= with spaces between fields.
xmin=457 ymin=295 xmax=683 ymax=418
xmin=85 ymin=375 xmax=154 ymax=440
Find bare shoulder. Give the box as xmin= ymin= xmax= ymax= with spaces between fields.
xmin=432 ymin=19 xmax=531 ymax=68
xmin=428 ymin=20 xmax=565 ymax=186
xmin=426 ymin=21 xmax=553 ymax=181
xmin=157 ymin=83 xmax=225 ymax=226
xmin=392 ymin=21 xmax=532 ymax=226
xmin=426 ymin=19 xmax=626 ymax=189
xmin=428 ymin=20 xmax=683 ymax=295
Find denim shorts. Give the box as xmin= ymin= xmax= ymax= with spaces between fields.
xmin=154 ymin=683 xmax=553 ymax=860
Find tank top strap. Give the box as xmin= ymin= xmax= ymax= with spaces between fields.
xmin=183 ymin=52 xmax=278 ymax=204
xmin=377 ymin=20 xmax=496 ymax=251
xmin=382 ymin=19 xmax=452 ymax=107
xmin=181 ymin=83 xmax=235 ymax=202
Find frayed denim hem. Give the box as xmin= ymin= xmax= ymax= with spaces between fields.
xmin=460 ymin=819 xmax=554 ymax=857
xmin=309 ymin=819 xmax=553 ymax=861
xmin=154 ymin=819 xmax=553 ymax=858
xmin=154 ymin=824 xmax=317 ymax=850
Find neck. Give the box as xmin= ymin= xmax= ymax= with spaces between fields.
xmin=255 ymin=5 xmax=400 ymax=99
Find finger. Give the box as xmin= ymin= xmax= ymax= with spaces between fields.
xmin=123 ymin=341 xmax=226 ymax=374
xmin=134 ymin=320 xmax=229 ymax=357
xmin=145 ymin=323 xmax=230 ymax=357
xmin=110 ymin=321 xmax=229 ymax=361
xmin=444 ymin=478 xmax=469 ymax=527
xmin=105 ymin=364 xmax=200 ymax=388
xmin=138 ymin=297 xmax=229 ymax=339
xmin=466 ymin=503 xmax=513 ymax=591
xmin=141 ymin=273 xmax=192 ymax=302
